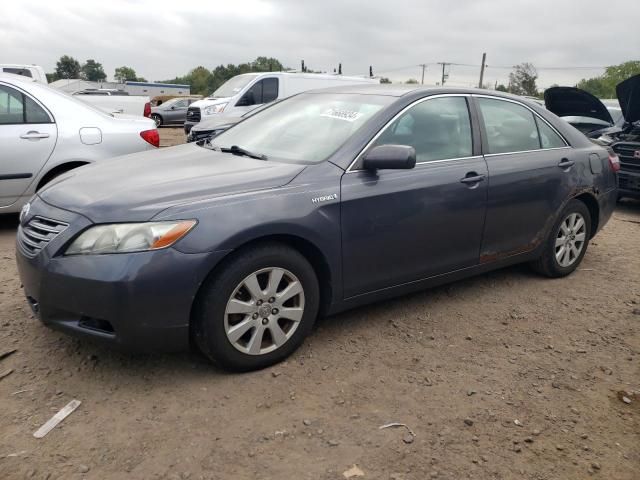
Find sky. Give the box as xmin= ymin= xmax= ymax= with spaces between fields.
xmin=2 ymin=0 xmax=639 ymax=90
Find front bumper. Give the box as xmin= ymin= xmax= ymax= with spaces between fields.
xmin=183 ymin=121 xmax=196 ymax=134
xmin=15 ymin=197 xmax=226 ymax=352
xmin=186 ymin=128 xmax=215 ymax=143
xmin=618 ymin=170 xmax=640 ymax=198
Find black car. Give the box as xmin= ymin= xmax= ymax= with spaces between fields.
xmin=16 ymin=85 xmax=618 ymax=371
xmin=545 ymin=74 xmax=640 ymax=199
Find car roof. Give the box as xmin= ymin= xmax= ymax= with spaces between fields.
xmin=303 ymin=83 xmax=535 ymax=102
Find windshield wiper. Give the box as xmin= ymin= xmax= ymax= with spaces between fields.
xmin=219 ymin=145 xmax=267 ymax=160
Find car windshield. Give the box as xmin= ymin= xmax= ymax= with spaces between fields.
xmin=211 ymin=74 xmax=257 ymax=98
xmin=211 ymin=93 xmax=393 ymax=164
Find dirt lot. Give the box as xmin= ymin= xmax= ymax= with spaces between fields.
xmin=0 ymin=128 xmax=638 ymax=479
xmin=159 ymin=127 xmax=188 ymax=148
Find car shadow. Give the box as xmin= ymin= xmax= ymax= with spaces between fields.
xmin=0 ymin=213 xmax=19 ymax=231
xmin=616 ymin=197 xmax=640 ymax=214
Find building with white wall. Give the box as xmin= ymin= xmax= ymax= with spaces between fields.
xmin=50 ymin=79 xmax=191 ymax=97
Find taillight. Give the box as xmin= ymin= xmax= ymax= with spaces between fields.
xmin=140 ymin=129 xmax=159 ymax=148
xmin=608 ymin=153 xmax=620 ymax=172
xmin=143 ymin=102 xmax=151 ymax=118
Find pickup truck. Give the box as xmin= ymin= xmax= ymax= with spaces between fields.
xmin=73 ymin=89 xmax=151 ymax=118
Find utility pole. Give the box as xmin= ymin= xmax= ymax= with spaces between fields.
xmin=478 ymin=53 xmax=487 ymax=88
xmin=419 ymin=64 xmax=426 ymax=84
xmin=437 ymin=62 xmax=450 ymax=86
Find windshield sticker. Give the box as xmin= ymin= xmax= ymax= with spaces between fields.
xmin=321 ymin=108 xmax=363 ymax=122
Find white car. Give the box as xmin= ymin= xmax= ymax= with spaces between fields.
xmin=184 ymin=72 xmax=379 ymax=132
xmin=0 ymin=73 xmax=158 ymax=214
xmin=1 ymin=64 xmax=48 ymax=84
xmin=73 ymin=89 xmax=152 ymax=118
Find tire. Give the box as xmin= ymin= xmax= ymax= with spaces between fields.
xmin=530 ymin=199 xmax=591 ymax=278
xmin=194 ymin=243 xmax=320 ymax=372
xmin=151 ymin=114 xmax=162 ymax=127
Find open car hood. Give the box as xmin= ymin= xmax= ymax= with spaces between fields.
xmin=544 ymin=87 xmax=613 ymax=125
xmin=616 ymin=74 xmax=640 ymax=123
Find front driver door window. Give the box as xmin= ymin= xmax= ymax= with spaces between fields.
xmin=341 ymin=96 xmax=488 ymax=296
xmin=236 ymin=78 xmax=279 ymax=108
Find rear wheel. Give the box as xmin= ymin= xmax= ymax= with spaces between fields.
xmin=194 ymin=243 xmax=319 ymax=371
xmin=151 ymin=114 xmax=162 ymax=127
xmin=531 ymin=199 xmax=591 ymax=278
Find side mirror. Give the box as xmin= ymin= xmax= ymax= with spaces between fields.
xmin=362 ymin=145 xmax=416 ymax=170
xmin=170 ymin=105 xmax=176 ymax=110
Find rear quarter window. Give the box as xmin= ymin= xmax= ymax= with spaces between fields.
xmin=477 ymin=97 xmax=541 ymax=154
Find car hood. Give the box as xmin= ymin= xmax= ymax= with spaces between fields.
xmin=544 ymin=87 xmax=613 ymax=125
xmin=39 ymin=144 xmax=306 ymax=223
xmin=616 ymin=74 xmax=640 ymax=123
xmin=190 ymin=97 xmax=231 ymax=108
xmin=192 ymin=115 xmax=243 ymax=132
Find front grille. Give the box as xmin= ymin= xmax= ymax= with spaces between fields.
xmin=17 ymin=216 xmax=68 ymax=258
xmin=612 ymin=142 xmax=640 ymax=172
xmin=191 ymin=129 xmax=217 ymax=143
xmin=186 ymin=106 xmax=201 ymax=122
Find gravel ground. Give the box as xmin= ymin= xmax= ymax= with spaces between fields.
xmin=0 ymin=128 xmax=638 ymax=479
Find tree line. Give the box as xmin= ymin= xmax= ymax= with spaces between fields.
xmin=45 ymin=55 xmax=640 ymax=100
xmin=46 ymin=55 xmax=146 ymax=83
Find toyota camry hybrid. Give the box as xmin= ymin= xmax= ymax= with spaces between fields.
xmin=15 ymin=85 xmax=619 ymax=371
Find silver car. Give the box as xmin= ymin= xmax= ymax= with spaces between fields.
xmin=150 ymin=97 xmax=198 ymax=127
xmin=0 ymin=74 xmax=158 ymax=214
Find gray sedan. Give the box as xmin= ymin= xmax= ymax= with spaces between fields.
xmin=16 ymin=85 xmax=619 ymax=371
xmin=150 ymin=97 xmax=198 ymax=127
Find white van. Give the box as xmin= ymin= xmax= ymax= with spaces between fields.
xmin=1 ymin=64 xmax=48 ymax=84
xmin=184 ymin=72 xmax=378 ymax=133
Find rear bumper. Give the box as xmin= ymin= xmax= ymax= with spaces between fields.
xmin=15 ymin=197 xmax=227 ymax=352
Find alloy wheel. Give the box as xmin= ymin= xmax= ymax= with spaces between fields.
xmin=555 ymin=212 xmax=586 ymax=267
xmin=224 ymin=267 xmax=305 ymax=355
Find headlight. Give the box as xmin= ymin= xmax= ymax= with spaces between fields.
xmin=203 ymin=103 xmax=227 ymax=115
xmin=65 ymin=220 xmax=196 ymax=255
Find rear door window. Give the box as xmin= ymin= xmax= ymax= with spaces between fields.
xmin=536 ymin=117 xmax=566 ymax=148
xmin=0 ymin=85 xmax=50 ymax=124
xmin=477 ymin=97 xmax=540 ymax=154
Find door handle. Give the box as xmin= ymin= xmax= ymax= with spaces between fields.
xmin=558 ymin=158 xmax=575 ymax=169
xmin=460 ymin=174 xmax=486 ymax=184
xmin=20 ymin=131 xmax=50 ymax=140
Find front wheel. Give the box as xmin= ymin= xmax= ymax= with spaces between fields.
xmin=531 ymin=199 xmax=591 ymax=278
xmin=194 ymin=243 xmax=320 ymax=371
